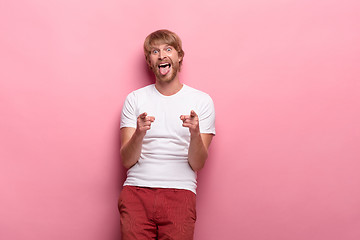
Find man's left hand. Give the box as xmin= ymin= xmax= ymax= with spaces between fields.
xmin=180 ymin=110 xmax=200 ymax=136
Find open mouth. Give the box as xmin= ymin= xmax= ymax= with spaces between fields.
xmin=158 ymin=63 xmax=171 ymax=75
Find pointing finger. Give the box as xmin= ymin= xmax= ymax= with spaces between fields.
xmin=180 ymin=115 xmax=192 ymax=122
xmin=190 ymin=110 xmax=197 ymax=118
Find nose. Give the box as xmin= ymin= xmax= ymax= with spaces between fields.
xmin=158 ymin=49 xmax=166 ymax=59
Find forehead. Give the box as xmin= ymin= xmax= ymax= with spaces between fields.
xmin=150 ymin=37 xmax=176 ymax=47
xmin=150 ymin=41 xmax=173 ymax=49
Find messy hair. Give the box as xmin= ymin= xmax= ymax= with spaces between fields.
xmin=143 ymin=29 xmax=185 ymax=70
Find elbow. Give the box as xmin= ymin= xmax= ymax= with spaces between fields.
xmin=120 ymin=148 xmax=137 ymax=169
xmin=121 ymin=158 xmax=133 ymax=170
xmin=120 ymin=148 xmax=130 ymax=169
xmin=189 ymin=154 xmax=207 ymax=172
xmin=122 ymin=163 xmax=132 ymax=170
xmin=121 ymin=159 xmax=131 ymax=169
xmin=190 ymin=164 xmax=204 ymax=172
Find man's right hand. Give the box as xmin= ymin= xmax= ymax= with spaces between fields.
xmin=136 ymin=112 xmax=155 ymax=136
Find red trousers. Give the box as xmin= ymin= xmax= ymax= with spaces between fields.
xmin=118 ymin=186 xmax=197 ymax=240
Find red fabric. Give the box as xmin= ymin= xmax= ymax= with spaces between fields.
xmin=118 ymin=186 xmax=196 ymax=240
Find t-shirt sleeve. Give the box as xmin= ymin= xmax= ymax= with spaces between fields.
xmin=198 ymin=94 xmax=216 ymax=135
xmin=120 ymin=92 xmax=137 ymax=129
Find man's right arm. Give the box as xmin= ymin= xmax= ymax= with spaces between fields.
xmin=120 ymin=112 xmax=155 ymax=169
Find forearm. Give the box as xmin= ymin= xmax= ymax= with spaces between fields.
xmin=120 ymin=130 xmax=144 ymax=169
xmin=120 ymin=113 xmax=155 ymax=169
xmin=187 ymin=133 xmax=208 ymax=172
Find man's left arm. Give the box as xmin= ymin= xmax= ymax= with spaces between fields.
xmin=180 ymin=110 xmax=214 ymax=171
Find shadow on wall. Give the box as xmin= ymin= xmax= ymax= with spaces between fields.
xmin=196 ymin=135 xmax=218 ymax=196
xmin=114 ymin=109 xmax=127 ymax=199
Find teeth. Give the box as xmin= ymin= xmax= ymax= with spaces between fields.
xmin=159 ymin=63 xmax=170 ymax=68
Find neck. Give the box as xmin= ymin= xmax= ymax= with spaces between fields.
xmin=155 ymin=75 xmax=183 ymax=96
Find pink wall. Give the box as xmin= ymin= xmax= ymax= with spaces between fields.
xmin=1 ymin=0 xmax=359 ymax=239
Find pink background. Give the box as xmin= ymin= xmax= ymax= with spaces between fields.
xmin=1 ymin=0 xmax=360 ymax=239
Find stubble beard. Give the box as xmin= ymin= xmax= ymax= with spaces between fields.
xmin=152 ymin=60 xmax=180 ymax=83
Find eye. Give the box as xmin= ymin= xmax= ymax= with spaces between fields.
xmin=166 ymin=47 xmax=172 ymax=52
xmin=152 ymin=49 xmax=159 ymax=54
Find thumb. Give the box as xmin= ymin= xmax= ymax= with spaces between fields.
xmin=190 ymin=110 xmax=197 ymax=118
xmin=139 ymin=112 xmax=147 ymax=119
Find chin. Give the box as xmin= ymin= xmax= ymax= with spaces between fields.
xmin=155 ymin=70 xmax=177 ymax=82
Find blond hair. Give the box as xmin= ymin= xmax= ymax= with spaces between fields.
xmin=143 ymin=29 xmax=185 ymax=70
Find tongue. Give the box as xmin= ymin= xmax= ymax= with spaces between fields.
xmin=160 ymin=66 xmax=170 ymax=75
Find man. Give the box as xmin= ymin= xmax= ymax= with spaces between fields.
xmin=119 ymin=29 xmax=215 ymax=240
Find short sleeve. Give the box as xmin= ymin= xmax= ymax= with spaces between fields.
xmin=120 ymin=92 xmax=137 ymax=129
xmin=198 ymin=95 xmax=216 ymax=135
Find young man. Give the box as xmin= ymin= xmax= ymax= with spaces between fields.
xmin=119 ymin=29 xmax=215 ymax=240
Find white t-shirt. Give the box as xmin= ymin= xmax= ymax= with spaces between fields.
xmin=120 ymin=84 xmax=215 ymax=194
